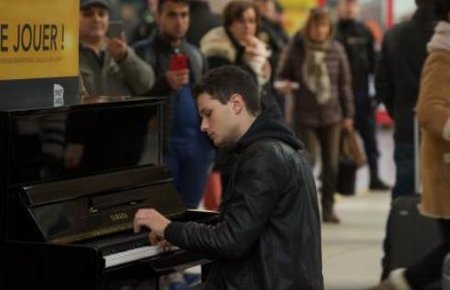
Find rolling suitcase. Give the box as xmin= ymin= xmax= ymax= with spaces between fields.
xmin=388 ymin=196 xmax=441 ymax=269
xmin=443 ymin=253 xmax=450 ymax=290
xmin=387 ymin=117 xmax=442 ymax=270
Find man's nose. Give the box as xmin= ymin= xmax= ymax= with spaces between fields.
xmin=200 ymin=118 xmax=208 ymax=132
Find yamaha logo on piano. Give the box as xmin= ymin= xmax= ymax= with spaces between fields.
xmin=110 ymin=212 xmax=129 ymax=222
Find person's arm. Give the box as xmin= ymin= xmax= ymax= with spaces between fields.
xmin=117 ymin=47 xmax=156 ymax=95
xmin=164 ymin=145 xmax=287 ymax=260
xmin=375 ymin=33 xmax=395 ymax=117
xmin=276 ymin=38 xmax=296 ymax=82
xmin=417 ymin=52 xmax=450 ymax=141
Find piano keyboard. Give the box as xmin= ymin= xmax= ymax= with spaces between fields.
xmin=104 ymin=244 xmax=164 ymax=268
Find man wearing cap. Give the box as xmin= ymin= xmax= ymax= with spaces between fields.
xmin=78 ymin=0 xmax=154 ymax=98
xmin=64 ymin=0 xmax=155 ymax=173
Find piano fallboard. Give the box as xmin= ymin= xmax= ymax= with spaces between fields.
xmin=2 ymin=209 xmax=216 ymax=290
xmin=4 ymin=165 xmax=218 ymax=290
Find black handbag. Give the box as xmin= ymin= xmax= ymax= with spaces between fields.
xmin=336 ymin=156 xmax=357 ymax=196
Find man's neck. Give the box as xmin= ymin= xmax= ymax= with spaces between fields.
xmin=170 ymin=39 xmax=182 ymax=47
xmin=158 ymin=33 xmax=183 ymax=47
xmin=80 ymin=37 xmax=104 ymax=54
xmin=236 ymin=114 xmax=258 ymax=142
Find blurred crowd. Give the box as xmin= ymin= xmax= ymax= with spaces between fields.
xmin=78 ymin=0 xmax=392 ymax=223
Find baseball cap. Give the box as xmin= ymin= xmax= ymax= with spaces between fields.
xmin=80 ymin=0 xmax=110 ymax=10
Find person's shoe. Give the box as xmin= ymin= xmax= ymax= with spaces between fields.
xmin=369 ymin=179 xmax=390 ymax=191
xmin=322 ymin=210 xmax=340 ymax=224
xmin=367 ymin=269 xmax=411 ymax=290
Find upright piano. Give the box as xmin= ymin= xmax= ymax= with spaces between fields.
xmin=0 ymin=98 xmax=216 ymax=290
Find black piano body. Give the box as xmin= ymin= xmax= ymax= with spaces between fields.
xmin=0 ymin=98 xmax=217 ymax=290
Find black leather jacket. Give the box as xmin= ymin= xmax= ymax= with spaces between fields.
xmin=165 ymin=114 xmax=323 ymax=290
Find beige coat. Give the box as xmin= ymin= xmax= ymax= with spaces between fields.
xmin=417 ymin=50 xmax=450 ymax=219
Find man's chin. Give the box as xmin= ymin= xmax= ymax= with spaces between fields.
xmin=168 ymin=32 xmax=186 ymax=41
xmin=214 ymin=139 xmax=233 ymax=148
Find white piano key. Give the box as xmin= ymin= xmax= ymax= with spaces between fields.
xmin=104 ymin=245 xmax=179 ymax=268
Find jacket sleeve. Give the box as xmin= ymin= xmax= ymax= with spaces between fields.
xmin=336 ymin=42 xmax=355 ymax=119
xmin=165 ymin=145 xmax=286 ymax=260
xmin=417 ymin=52 xmax=450 ymax=141
xmin=277 ymin=39 xmax=296 ymax=81
xmin=117 ymin=47 xmax=155 ymax=96
xmin=375 ymin=33 xmax=395 ymax=117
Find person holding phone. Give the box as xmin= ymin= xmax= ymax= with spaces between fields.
xmin=134 ymin=0 xmax=214 ymax=210
xmin=199 ymin=0 xmax=281 ymax=118
xmin=134 ymin=2 xmax=214 ymax=288
xmin=77 ymin=0 xmax=154 ymax=97
xmin=64 ymin=0 xmax=155 ymax=173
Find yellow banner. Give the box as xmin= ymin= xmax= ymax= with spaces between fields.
xmin=280 ymin=0 xmax=316 ymax=35
xmin=0 ymin=0 xmax=79 ymax=80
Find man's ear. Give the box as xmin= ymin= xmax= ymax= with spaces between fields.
xmin=229 ymin=94 xmax=245 ymax=115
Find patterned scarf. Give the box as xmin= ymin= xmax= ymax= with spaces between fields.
xmin=302 ymin=38 xmax=332 ymax=104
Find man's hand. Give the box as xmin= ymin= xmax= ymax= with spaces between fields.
xmin=106 ymin=34 xmax=128 ymax=62
xmin=342 ymin=118 xmax=354 ymax=132
xmin=134 ymin=209 xmax=171 ymax=245
xmin=261 ymin=60 xmax=271 ymax=80
xmin=166 ymin=70 xmax=189 ymax=91
xmin=275 ymin=80 xmax=298 ymax=96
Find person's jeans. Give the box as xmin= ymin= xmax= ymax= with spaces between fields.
xmin=296 ymin=123 xmax=341 ymax=211
xmin=392 ymin=141 xmax=416 ymax=199
xmin=164 ymin=138 xmax=214 ymax=209
xmin=354 ymin=92 xmax=380 ymax=182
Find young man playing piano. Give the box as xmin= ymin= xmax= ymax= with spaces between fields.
xmin=134 ymin=66 xmax=324 ymax=290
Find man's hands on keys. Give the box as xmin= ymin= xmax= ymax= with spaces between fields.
xmin=134 ymin=209 xmax=172 ymax=246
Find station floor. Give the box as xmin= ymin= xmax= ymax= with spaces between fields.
xmin=323 ymin=127 xmax=394 ymax=290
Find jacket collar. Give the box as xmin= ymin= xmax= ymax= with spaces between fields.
xmin=229 ymin=111 xmax=303 ymax=154
xmin=151 ymin=31 xmax=187 ymax=53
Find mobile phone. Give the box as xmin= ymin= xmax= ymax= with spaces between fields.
xmin=107 ymin=21 xmax=124 ymax=39
xmin=169 ymin=54 xmax=188 ymax=71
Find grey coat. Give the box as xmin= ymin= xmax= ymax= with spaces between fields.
xmin=79 ymin=44 xmax=155 ymax=97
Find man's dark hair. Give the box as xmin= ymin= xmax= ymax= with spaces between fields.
xmin=434 ymin=0 xmax=450 ymax=20
xmin=223 ymin=0 xmax=260 ymax=29
xmin=192 ymin=66 xmax=261 ymax=116
xmin=158 ymin=0 xmax=189 ymax=12
xmin=416 ymin=0 xmax=438 ymax=8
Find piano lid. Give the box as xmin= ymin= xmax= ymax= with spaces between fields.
xmin=8 ymin=97 xmax=164 ymax=186
xmin=15 ymin=165 xmax=186 ymax=244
